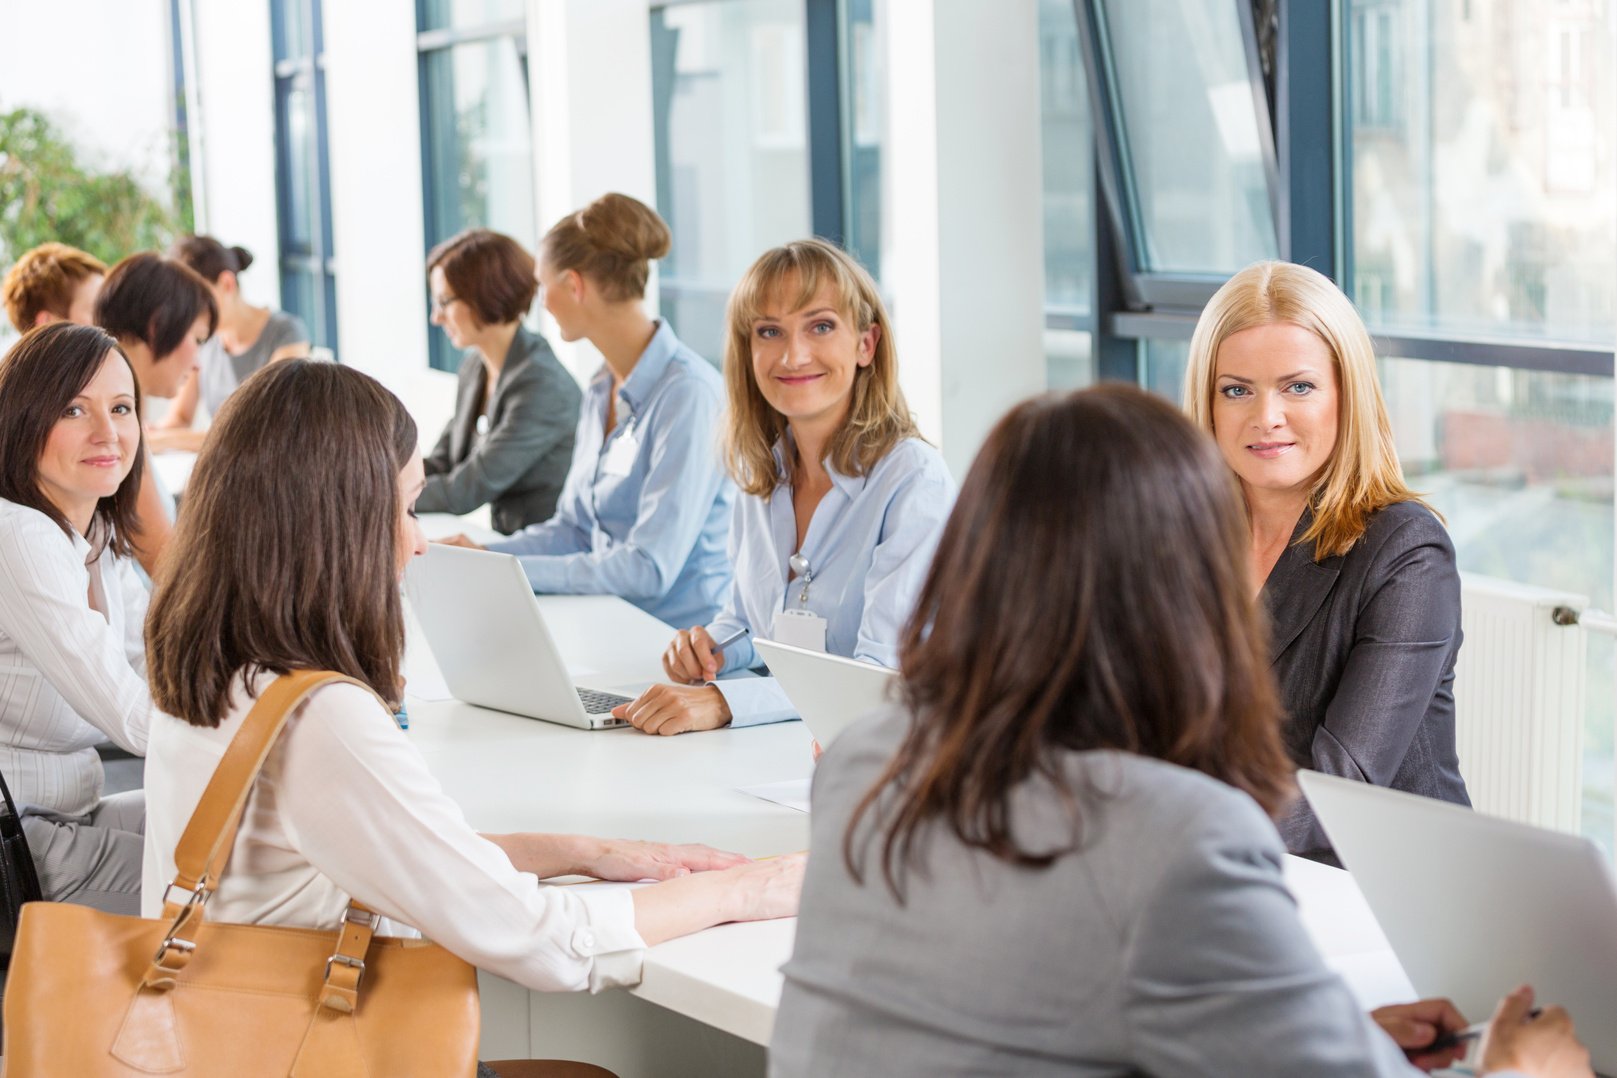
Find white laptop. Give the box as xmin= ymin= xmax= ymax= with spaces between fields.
xmin=1299 ymin=770 xmax=1617 ymax=1073
xmin=753 ymin=639 xmax=898 ymax=747
xmin=406 ymin=544 xmax=648 ymax=729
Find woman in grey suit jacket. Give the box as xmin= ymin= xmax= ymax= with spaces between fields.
xmin=773 ymin=387 xmax=1586 ymax=1078
xmin=417 ymin=229 xmax=581 ymax=533
xmin=1184 ymin=260 xmax=1469 ymax=863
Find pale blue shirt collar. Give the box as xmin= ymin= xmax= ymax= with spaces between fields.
xmin=768 ymin=429 xmax=867 ymax=500
xmin=592 ymin=319 xmax=680 ymax=419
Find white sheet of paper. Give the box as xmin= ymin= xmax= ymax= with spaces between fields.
xmin=738 ymin=778 xmax=811 ymax=813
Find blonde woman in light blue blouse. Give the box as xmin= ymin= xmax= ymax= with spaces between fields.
xmin=613 ymin=240 xmax=955 ymax=735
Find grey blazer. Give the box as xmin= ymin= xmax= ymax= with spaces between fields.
xmin=416 ymin=326 xmax=581 ymax=534
xmin=772 ymin=709 xmax=1430 ymax=1077
xmin=1265 ymin=501 xmax=1469 ymax=862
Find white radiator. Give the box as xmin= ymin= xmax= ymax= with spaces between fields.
xmin=1454 ymin=573 xmax=1588 ymax=833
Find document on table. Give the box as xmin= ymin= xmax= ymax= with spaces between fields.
xmin=739 ymin=778 xmax=810 ymax=813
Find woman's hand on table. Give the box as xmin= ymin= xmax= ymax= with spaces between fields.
xmin=613 ymin=683 xmax=732 ymax=735
xmin=631 ymin=851 xmax=806 ymax=946
xmin=436 ymin=533 xmax=485 ymax=550
xmin=719 ymin=852 xmax=805 ymax=923
xmin=583 ymin=838 xmax=750 ymax=882
xmin=663 ymin=626 xmax=725 ymax=684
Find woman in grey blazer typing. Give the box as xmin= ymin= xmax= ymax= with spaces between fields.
xmin=1184 ymin=260 xmax=1469 ymax=863
xmin=772 ymin=386 xmax=1586 ymax=1078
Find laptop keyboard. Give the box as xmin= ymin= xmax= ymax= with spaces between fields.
xmin=576 ymin=687 xmax=633 ymax=716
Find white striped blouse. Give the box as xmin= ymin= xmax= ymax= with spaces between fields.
xmin=0 ymin=499 xmax=151 ymax=817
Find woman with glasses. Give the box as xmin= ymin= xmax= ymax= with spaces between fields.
xmin=611 ymin=239 xmax=955 ymax=735
xmin=416 ymin=228 xmax=581 ymax=534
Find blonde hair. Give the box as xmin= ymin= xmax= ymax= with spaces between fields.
xmin=1184 ymin=260 xmax=1430 ymax=560
xmin=540 ymin=192 xmax=670 ymax=302
xmin=722 ymin=239 xmax=919 ymax=496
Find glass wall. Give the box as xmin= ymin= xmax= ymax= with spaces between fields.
xmin=271 ymin=0 xmax=338 ymax=350
xmin=1096 ymin=0 xmax=1277 ymax=274
xmin=1347 ymin=0 xmax=1616 ymax=842
xmin=841 ymin=0 xmax=884 ymax=278
xmin=1349 ymin=0 xmax=1615 ymax=342
xmin=1039 ymin=0 xmax=1093 ymax=389
xmin=418 ymin=0 xmax=536 ymax=371
xmin=651 ymin=0 xmax=811 ymax=364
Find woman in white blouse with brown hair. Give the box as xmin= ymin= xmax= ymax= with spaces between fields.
xmin=0 ymin=322 xmax=152 ymax=914
xmin=139 ymin=360 xmax=800 ymax=1073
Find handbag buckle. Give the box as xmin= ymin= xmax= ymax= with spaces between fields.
xmin=151 ymin=934 xmax=196 ymax=968
xmin=161 ymin=880 xmax=209 ymax=914
xmin=323 ymin=953 xmax=365 ymax=988
xmin=342 ymin=906 xmax=377 ymax=928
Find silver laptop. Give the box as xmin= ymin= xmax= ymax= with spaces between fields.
xmin=406 ymin=544 xmax=646 ymax=729
xmin=1299 ymin=770 xmax=1617 ymax=1072
xmin=753 ymin=639 xmax=898 ymax=747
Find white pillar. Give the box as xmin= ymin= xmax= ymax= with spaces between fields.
xmin=189 ymin=0 xmax=279 ymax=306
xmin=884 ymin=0 xmax=1047 ymax=478
xmin=322 ymin=0 xmax=430 ymax=382
xmin=528 ymin=0 xmax=659 ymax=383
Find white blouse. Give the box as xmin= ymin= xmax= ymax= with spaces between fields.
xmin=141 ymin=673 xmax=646 ymax=994
xmin=0 ymin=499 xmax=152 ymax=817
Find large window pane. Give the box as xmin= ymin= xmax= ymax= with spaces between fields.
xmin=652 ymin=0 xmax=811 ymax=363
xmin=1039 ymin=0 xmax=1092 ymax=315
xmin=420 ymin=33 xmax=536 ymax=370
xmin=841 ymin=0 xmax=883 ymax=278
xmin=1096 ymin=0 xmax=1277 ymax=273
xmin=279 ymin=79 xmax=315 ymax=251
xmin=1381 ymin=356 xmax=1615 ymax=845
xmin=419 ymin=0 xmax=524 ymax=33
xmin=1349 ymin=0 xmax=1616 ymax=342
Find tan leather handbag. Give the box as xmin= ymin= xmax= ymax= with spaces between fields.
xmin=2 ymin=671 xmax=481 ymax=1076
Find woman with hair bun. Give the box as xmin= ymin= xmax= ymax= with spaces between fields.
xmin=444 ymin=194 xmax=733 ymax=631
xmin=416 ymin=227 xmax=581 ymax=532
xmin=151 ymin=237 xmax=309 ymax=453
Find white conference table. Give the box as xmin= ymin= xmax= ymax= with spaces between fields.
xmin=402 ymin=581 xmax=1417 ymax=1076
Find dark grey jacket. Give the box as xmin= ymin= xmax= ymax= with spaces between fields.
xmin=1266 ymin=500 xmax=1470 ymax=861
xmin=417 ymin=327 xmax=581 ymax=534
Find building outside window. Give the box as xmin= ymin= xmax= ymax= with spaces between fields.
xmin=272 ymin=0 xmax=338 ymax=350
xmin=1348 ymin=0 xmax=1616 ymax=844
xmin=651 ymin=0 xmax=812 ymax=364
xmin=417 ymin=0 xmax=537 ymax=372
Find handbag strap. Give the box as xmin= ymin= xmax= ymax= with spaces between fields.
xmin=0 ymin=759 xmax=42 ymax=903
xmin=147 ymin=669 xmax=385 ymax=1011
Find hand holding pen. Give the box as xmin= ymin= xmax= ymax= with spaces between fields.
xmin=662 ymin=625 xmax=749 ymax=685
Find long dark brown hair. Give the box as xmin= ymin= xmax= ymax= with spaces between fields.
xmin=0 ymin=322 xmax=145 ymax=556
xmin=146 ymin=360 xmax=417 ymax=726
xmin=847 ymin=384 xmax=1293 ymax=896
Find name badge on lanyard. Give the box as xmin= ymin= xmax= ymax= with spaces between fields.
xmin=601 ymin=426 xmax=640 ymax=477
xmin=772 ymin=608 xmax=828 ymax=652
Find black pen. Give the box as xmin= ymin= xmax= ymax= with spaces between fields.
xmin=1421 ymin=1009 xmax=1542 ymax=1055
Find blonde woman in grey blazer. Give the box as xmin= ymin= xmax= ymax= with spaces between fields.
xmin=1184 ymin=261 xmax=1468 ymax=863
xmin=417 ymin=229 xmax=580 ymax=534
xmin=773 ymin=388 xmax=1585 ymax=1078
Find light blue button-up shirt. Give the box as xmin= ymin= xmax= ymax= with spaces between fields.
xmin=707 ymin=437 xmax=956 ymax=727
xmin=486 ymin=320 xmax=734 ymax=629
